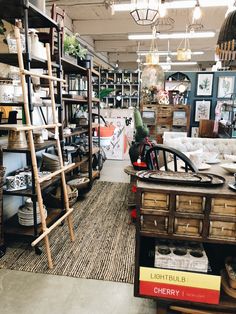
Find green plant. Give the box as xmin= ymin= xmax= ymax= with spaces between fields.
xmin=0 ymin=19 xmax=6 ymax=35
xmin=64 ymin=34 xmax=87 ymax=60
xmin=99 ymin=88 xmax=115 ymax=99
xmin=134 ymin=108 xmax=149 ymax=142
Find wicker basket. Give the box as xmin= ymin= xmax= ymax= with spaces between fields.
xmin=44 ymin=185 xmax=78 ymax=208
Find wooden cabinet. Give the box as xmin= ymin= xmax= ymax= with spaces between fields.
xmin=140 ymin=103 xmax=190 ymax=142
xmin=134 ymin=165 xmax=236 ymax=312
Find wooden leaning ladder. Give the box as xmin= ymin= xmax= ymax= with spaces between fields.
xmin=14 ymin=26 xmax=75 ymax=268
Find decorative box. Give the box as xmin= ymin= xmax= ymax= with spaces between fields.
xmin=154 ymin=240 xmax=208 ymax=273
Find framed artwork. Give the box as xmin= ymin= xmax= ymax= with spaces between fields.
xmin=191 ymin=127 xmax=199 ymax=138
xmin=217 ymin=76 xmax=235 ymax=98
xmin=194 ymin=100 xmax=211 ymax=122
xmin=196 ymin=73 xmax=214 ymax=96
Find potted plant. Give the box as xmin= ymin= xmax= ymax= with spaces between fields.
xmin=64 ymin=33 xmax=87 ymax=65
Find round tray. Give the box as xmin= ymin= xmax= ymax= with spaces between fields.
xmin=136 ymin=170 xmax=225 ymax=186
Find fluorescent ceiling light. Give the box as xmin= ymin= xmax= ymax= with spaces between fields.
xmin=113 ymin=0 xmax=229 ymax=12
xmin=138 ymin=51 xmax=204 ymax=56
xmin=160 ymin=61 xmax=198 ymax=65
xmin=128 ymin=31 xmax=215 ymax=40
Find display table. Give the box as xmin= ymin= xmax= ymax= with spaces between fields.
xmin=134 ymin=163 xmax=236 ymax=313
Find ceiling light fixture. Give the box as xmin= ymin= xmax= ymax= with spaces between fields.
xmin=128 ymin=31 xmax=215 ymax=40
xmin=112 ymin=0 xmax=228 ymax=12
xmin=138 ymin=51 xmax=204 ymax=56
xmin=192 ymin=0 xmax=202 ymax=20
xmin=130 ymin=0 xmax=159 ymax=26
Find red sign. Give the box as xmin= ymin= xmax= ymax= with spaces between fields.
xmin=140 ymin=281 xmax=220 ymax=304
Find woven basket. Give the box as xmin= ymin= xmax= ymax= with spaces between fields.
xmin=44 ymin=185 xmax=78 ymax=208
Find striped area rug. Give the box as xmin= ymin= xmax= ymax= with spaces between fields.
xmin=0 ymin=181 xmax=135 ymax=284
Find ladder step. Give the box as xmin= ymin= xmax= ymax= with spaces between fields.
xmin=31 ymin=207 xmax=74 ymax=247
xmin=0 ymin=123 xmax=62 ymax=131
xmin=38 ymin=163 xmax=75 ymax=183
xmin=22 ymin=69 xmax=66 ymax=83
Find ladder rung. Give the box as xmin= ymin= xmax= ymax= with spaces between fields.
xmin=31 ymin=207 xmax=74 ymax=247
xmin=22 ymin=69 xmax=66 ymax=83
xmin=0 ymin=123 xmax=62 ymax=131
xmin=38 ymin=163 xmax=75 ymax=183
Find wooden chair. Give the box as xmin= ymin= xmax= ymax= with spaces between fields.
xmin=145 ymin=144 xmax=197 ymax=172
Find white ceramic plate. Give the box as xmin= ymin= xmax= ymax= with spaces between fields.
xmin=205 ymin=159 xmax=221 ymax=164
xmin=197 ymin=163 xmax=211 ymax=171
xmin=180 ymin=163 xmax=211 ymax=171
xmin=220 ymin=163 xmax=236 ymax=174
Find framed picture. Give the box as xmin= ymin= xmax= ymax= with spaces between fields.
xmin=217 ymin=76 xmax=235 ymax=98
xmin=194 ymin=100 xmax=211 ymax=122
xmin=196 ymin=73 xmax=214 ymax=96
xmin=191 ymin=127 xmax=199 ymax=138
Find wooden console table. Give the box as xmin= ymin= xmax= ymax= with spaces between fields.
xmin=134 ymin=164 xmax=236 ymax=313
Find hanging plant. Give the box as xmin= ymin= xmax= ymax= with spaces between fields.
xmin=64 ymin=34 xmax=88 ymax=60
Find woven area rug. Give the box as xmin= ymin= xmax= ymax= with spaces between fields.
xmin=0 ymin=181 xmax=135 ymax=284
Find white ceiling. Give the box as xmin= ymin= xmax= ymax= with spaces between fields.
xmin=46 ymin=0 xmax=230 ymax=70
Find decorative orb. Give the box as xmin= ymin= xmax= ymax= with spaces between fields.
xmin=141 ymin=64 xmax=165 ymax=91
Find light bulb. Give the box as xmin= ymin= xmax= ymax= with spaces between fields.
xmin=193 ymin=4 xmax=202 ymax=20
xmin=159 ymin=4 xmax=167 ymax=18
xmin=136 ymin=57 xmax=141 ymax=63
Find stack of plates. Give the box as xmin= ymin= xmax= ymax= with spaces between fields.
xmin=18 ymin=198 xmax=47 ymax=226
xmin=41 ymin=153 xmax=60 ymax=172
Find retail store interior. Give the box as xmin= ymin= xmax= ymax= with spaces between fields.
xmin=1 ymin=1 xmax=236 ymax=314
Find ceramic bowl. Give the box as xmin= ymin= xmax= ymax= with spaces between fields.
xmin=220 ymin=163 xmax=236 ymax=174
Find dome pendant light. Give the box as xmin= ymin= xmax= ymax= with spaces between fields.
xmin=130 ymin=0 xmax=159 ymax=26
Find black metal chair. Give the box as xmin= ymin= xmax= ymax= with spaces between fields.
xmin=145 ymin=144 xmax=198 ymax=173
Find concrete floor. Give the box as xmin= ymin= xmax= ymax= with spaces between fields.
xmin=0 ymin=159 xmax=157 ymax=314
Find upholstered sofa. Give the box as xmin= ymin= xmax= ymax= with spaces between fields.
xmin=163 ymin=137 xmax=236 ymax=157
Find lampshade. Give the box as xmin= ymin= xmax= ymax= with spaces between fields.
xmin=130 ymin=0 xmax=159 ymax=25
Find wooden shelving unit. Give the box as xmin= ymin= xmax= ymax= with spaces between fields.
xmin=97 ymin=69 xmax=140 ymax=108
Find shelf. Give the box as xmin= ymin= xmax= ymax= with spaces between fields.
xmin=92 ymin=68 xmax=100 ymax=77
xmin=92 ymin=97 xmax=100 ymax=103
xmin=65 ymin=158 xmax=89 ymax=173
xmin=0 ymin=1 xmax=58 ymax=29
xmin=4 ymin=208 xmax=64 ymax=238
xmin=61 ymin=57 xmax=87 ymax=74
xmin=139 ymin=231 xmax=236 ymax=246
xmin=0 ymin=102 xmax=24 ymax=107
xmin=63 ymin=129 xmax=88 ymax=138
xmin=0 ymin=53 xmax=58 ymax=69
xmin=62 ymin=97 xmax=87 ymax=104
xmin=2 ymin=140 xmax=56 ymax=153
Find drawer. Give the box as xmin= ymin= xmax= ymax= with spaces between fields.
xmin=157 ymin=105 xmax=173 ymax=116
xmin=140 ymin=214 xmax=168 ymax=233
xmin=156 ymin=125 xmax=171 ymax=134
xmin=156 ymin=116 xmax=172 ymax=124
xmin=209 ymin=221 xmax=236 ymax=240
xmin=176 ymin=195 xmax=205 ymax=213
xmin=211 ymin=198 xmax=236 ymax=216
xmin=142 ymin=192 xmax=169 ymax=211
xmin=174 ymin=218 xmax=203 ymax=236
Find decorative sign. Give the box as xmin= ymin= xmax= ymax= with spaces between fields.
xmin=139 ymin=267 xmax=221 ymax=304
